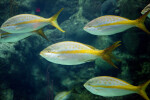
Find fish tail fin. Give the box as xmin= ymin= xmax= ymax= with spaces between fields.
xmin=100 ymin=41 xmax=121 ymax=68
xmin=135 ymin=10 xmax=150 ymax=34
xmin=48 ymin=8 xmax=65 ymax=32
xmin=138 ymin=80 xmax=150 ymax=100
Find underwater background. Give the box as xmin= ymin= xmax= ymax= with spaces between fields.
xmin=0 ymin=0 xmax=150 ymax=100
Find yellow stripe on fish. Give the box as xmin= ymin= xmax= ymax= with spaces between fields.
xmin=84 ymin=76 xmax=150 ymax=100
xmin=1 ymin=8 xmax=65 ymax=34
xmin=50 ymin=50 xmax=102 ymax=55
xmin=84 ymin=10 xmax=150 ymax=35
xmin=40 ymin=41 xmax=121 ymax=68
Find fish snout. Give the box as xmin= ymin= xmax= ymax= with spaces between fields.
xmin=84 ymin=83 xmax=89 ymax=87
xmin=40 ymin=51 xmax=45 ymax=56
xmin=83 ymin=26 xmax=88 ymax=31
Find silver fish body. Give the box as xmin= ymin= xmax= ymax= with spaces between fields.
xmin=84 ymin=76 xmax=137 ymax=97
xmin=54 ymin=91 xmax=71 ymax=100
xmin=40 ymin=41 xmax=99 ymax=65
xmin=1 ymin=8 xmax=65 ymax=34
xmin=1 ymin=14 xmax=48 ymax=33
xmin=0 ymin=31 xmax=34 ymax=42
xmin=84 ymin=16 xmax=134 ymax=35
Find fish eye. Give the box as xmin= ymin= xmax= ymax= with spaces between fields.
xmin=4 ymin=24 xmax=9 ymax=27
xmin=88 ymin=25 xmax=92 ymax=27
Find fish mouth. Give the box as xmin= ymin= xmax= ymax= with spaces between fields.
xmin=83 ymin=83 xmax=88 ymax=87
xmin=40 ymin=51 xmax=44 ymax=56
xmin=83 ymin=26 xmax=88 ymax=30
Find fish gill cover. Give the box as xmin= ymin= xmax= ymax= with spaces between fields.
xmin=0 ymin=0 xmax=150 ymax=100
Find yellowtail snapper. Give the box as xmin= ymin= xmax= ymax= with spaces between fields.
xmin=40 ymin=41 xmax=121 ymax=68
xmin=54 ymin=91 xmax=71 ymax=100
xmin=84 ymin=10 xmax=150 ymax=35
xmin=84 ymin=76 xmax=150 ymax=100
xmin=1 ymin=8 xmax=65 ymax=40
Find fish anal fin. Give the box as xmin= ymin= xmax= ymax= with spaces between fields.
xmin=36 ymin=29 xmax=49 ymax=41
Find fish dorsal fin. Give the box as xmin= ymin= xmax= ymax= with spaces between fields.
xmin=36 ymin=28 xmax=49 ymax=41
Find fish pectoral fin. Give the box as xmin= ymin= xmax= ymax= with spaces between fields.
xmin=36 ymin=29 xmax=49 ymax=41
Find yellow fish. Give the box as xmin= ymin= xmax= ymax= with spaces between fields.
xmin=141 ymin=3 xmax=150 ymax=18
xmin=40 ymin=41 xmax=121 ymax=68
xmin=84 ymin=76 xmax=150 ymax=100
xmin=54 ymin=91 xmax=71 ymax=100
xmin=0 ymin=8 xmax=65 ymax=34
xmin=84 ymin=10 xmax=150 ymax=35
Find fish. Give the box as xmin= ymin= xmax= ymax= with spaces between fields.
xmin=0 ymin=8 xmax=65 ymax=34
xmin=84 ymin=10 xmax=150 ymax=35
xmin=0 ymin=31 xmax=33 ymax=43
xmin=141 ymin=3 xmax=150 ymax=18
xmin=40 ymin=41 xmax=121 ymax=68
xmin=84 ymin=76 xmax=150 ymax=100
xmin=0 ymin=29 xmax=48 ymax=42
xmin=54 ymin=91 xmax=71 ymax=100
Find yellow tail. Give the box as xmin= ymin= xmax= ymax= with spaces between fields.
xmin=138 ymin=80 xmax=150 ymax=100
xmin=135 ymin=10 xmax=150 ymax=34
xmin=48 ymin=8 xmax=65 ymax=32
xmin=100 ymin=41 xmax=121 ymax=68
